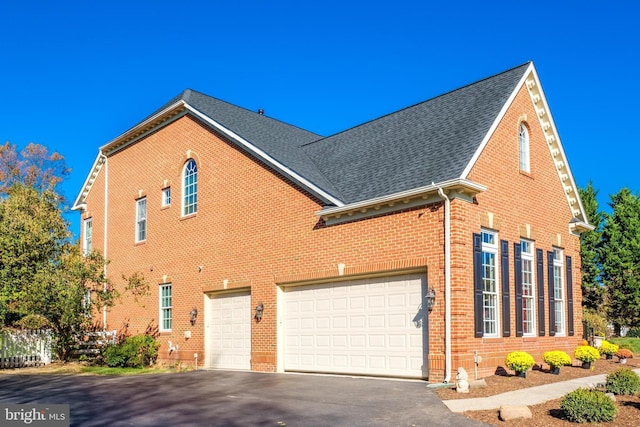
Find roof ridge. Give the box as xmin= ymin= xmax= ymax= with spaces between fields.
xmin=301 ymin=61 xmax=532 ymax=147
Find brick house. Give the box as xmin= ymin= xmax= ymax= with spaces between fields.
xmin=73 ymin=62 xmax=591 ymax=382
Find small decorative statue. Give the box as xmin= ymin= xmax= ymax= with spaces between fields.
xmin=456 ymin=367 xmax=469 ymax=393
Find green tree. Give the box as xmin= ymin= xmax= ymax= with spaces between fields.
xmin=600 ymin=188 xmax=640 ymax=333
xmin=0 ymin=142 xmax=147 ymax=360
xmin=578 ymin=182 xmax=604 ymax=310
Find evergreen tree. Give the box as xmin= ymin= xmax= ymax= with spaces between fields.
xmin=578 ymin=182 xmax=604 ymax=310
xmin=600 ymin=188 xmax=640 ymax=333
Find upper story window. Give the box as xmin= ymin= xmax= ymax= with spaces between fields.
xmin=521 ymin=239 xmax=536 ymax=336
xmin=162 ymin=187 xmax=171 ymax=207
xmin=481 ymin=229 xmax=499 ymax=337
xmin=519 ymin=124 xmax=530 ymax=173
xmin=183 ymin=159 xmax=198 ymax=216
xmin=136 ymin=197 xmax=147 ymax=243
xmin=83 ymin=218 xmax=92 ymax=256
xmin=553 ymin=248 xmax=565 ymax=335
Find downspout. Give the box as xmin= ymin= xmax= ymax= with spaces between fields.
xmin=437 ymin=187 xmax=452 ymax=383
xmin=102 ymin=153 xmax=108 ymax=329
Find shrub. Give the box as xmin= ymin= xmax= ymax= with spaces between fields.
xmin=103 ymin=334 xmax=159 ymax=368
xmin=505 ymin=351 xmax=535 ymax=373
xmin=574 ymin=345 xmax=600 ymax=363
xmin=560 ymin=388 xmax=617 ymax=423
xmin=542 ymin=350 xmax=572 ymax=369
xmin=599 ymin=340 xmax=619 ymax=356
xmin=616 ymin=348 xmax=634 ymax=359
xmin=606 ymin=368 xmax=640 ymax=395
xmin=626 ymin=327 xmax=640 ymax=338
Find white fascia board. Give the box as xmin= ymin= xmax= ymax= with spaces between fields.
xmin=184 ymin=104 xmax=344 ymax=207
xmin=525 ymin=65 xmax=590 ymax=224
xmin=71 ymin=152 xmax=107 ymax=211
xmin=460 ymin=63 xmax=534 ymax=179
xmin=100 ymin=101 xmax=187 ymax=153
xmin=317 ymin=178 xmax=486 ymax=218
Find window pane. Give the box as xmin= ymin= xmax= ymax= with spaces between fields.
xmin=183 ymin=160 xmax=198 ymax=216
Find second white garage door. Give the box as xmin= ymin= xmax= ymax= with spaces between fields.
xmin=208 ymin=291 xmax=251 ymax=370
xmin=283 ymin=273 xmax=428 ymax=378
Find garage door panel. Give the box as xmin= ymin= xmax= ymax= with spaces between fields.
xmin=284 ymin=273 xmax=427 ymax=378
xmin=208 ymin=291 xmax=251 ymax=370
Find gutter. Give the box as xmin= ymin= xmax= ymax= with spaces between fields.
xmin=437 ymin=186 xmax=452 ymax=384
xmin=102 ymin=153 xmax=108 ymax=329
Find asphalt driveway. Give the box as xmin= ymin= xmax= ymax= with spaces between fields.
xmin=0 ymin=370 xmax=488 ymax=426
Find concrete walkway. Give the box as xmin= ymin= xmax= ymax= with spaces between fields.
xmin=442 ymin=368 xmax=640 ymax=413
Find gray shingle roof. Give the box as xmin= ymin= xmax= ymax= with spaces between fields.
xmin=301 ymin=63 xmax=530 ymax=204
xmin=155 ymin=89 xmax=344 ymax=202
xmin=143 ymin=63 xmax=530 ymax=206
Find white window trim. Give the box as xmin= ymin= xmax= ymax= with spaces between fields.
xmin=83 ymin=218 xmax=92 ymax=256
xmin=136 ymin=197 xmax=147 ymax=243
xmin=481 ymin=229 xmax=500 ymax=338
xmin=162 ymin=187 xmax=171 ymax=207
xmin=159 ymin=284 xmax=172 ymax=332
xmin=553 ymin=248 xmax=566 ymax=336
xmin=521 ymin=239 xmax=536 ymax=337
xmin=182 ymin=159 xmax=198 ymax=217
xmin=519 ymin=124 xmax=530 ymax=173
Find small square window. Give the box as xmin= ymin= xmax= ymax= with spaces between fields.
xmin=162 ymin=187 xmax=171 ymax=207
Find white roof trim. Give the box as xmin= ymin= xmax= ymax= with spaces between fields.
xmin=184 ymin=104 xmax=344 ymax=207
xmin=71 ymin=152 xmax=106 ymax=211
xmin=524 ymin=65 xmax=589 ymax=222
xmin=317 ymin=178 xmax=486 ymax=220
xmin=461 ymin=62 xmax=589 ymax=224
xmin=461 ymin=63 xmax=533 ymax=179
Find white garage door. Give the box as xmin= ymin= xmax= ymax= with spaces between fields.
xmin=208 ymin=291 xmax=251 ymax=370
xmin=284 ymin=273 xmax=428 ymax=378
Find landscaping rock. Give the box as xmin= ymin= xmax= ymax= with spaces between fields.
xmin=606 ymin=392 xmax=617 ymax=402
xmin=469 ymin=379 xmax=488 ymax=389
xmin=499 ymin=405 xmax=532 ymax=421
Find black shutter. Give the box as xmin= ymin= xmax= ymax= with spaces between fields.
xmin=501 ymin=240 xmax=510 ymax=337
xmin=473 ymin=233 xmax=484 ymax=338
xmin=566 ymin=256 xmax=574 ymax=336
xmin=548 ymin=251 xmax=556 ymax=336
xmin=514 ymin=243 xmax=523 ymax=337
xmin=537 ymin=248 xmax=545 ymax=336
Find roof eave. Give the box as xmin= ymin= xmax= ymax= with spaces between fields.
xmin=317 ymin=178 xmax=486 ymax=224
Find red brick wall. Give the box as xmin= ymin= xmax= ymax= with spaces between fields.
xmin=84 ymin=116 xmax=445 ymax=372
xmin=456 ymin=83 xmax=584 ymax=379
xmin=81 ymin=80 xmax=584 ymax=382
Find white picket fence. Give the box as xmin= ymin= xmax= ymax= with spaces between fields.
xmin=0 ymin=329 xmax=52 ymax=368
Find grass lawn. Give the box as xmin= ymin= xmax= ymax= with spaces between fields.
xmin=610 ymin=337 xmax=640 ymax=354
xmin=0 ymin=362 xmax=185 ymax=376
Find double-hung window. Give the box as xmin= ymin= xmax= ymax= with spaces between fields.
xmin=481 ymin=230 xmax=499 ymax=337
xmin=521 ymin=240 xmax=536 ymax=336
xmin=183 ymin=159 xmax=197 ymax=216
xmin=160 ymin=284 xmax=172 ymax=332
xmin=553 ymin=248 xmax=565 ymax=335
xmin=136 ymin=197 xmax=147 ymax=242
xmin=83 ymin=218 xmax=92 ymax=256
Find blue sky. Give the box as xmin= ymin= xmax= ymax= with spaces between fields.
xmin=1 ymin=1 xmax=637 ymax=238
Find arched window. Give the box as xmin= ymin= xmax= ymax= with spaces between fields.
xmin=519 ymin=124 xmax=530 ymax=173
xmin=183 ymin=159 xmax=198 ymax=216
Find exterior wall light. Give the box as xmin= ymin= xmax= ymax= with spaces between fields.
xmin=190 ymin=308 xmax=198 ymax=325
xmin=426 ymin=288 xmax=436 ymax=313
xmin=254 ymin=303 xmax=264 ymax=322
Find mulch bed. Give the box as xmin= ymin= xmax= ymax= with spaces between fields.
xmin=435 ymin=358 xmax=640 ymax=426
